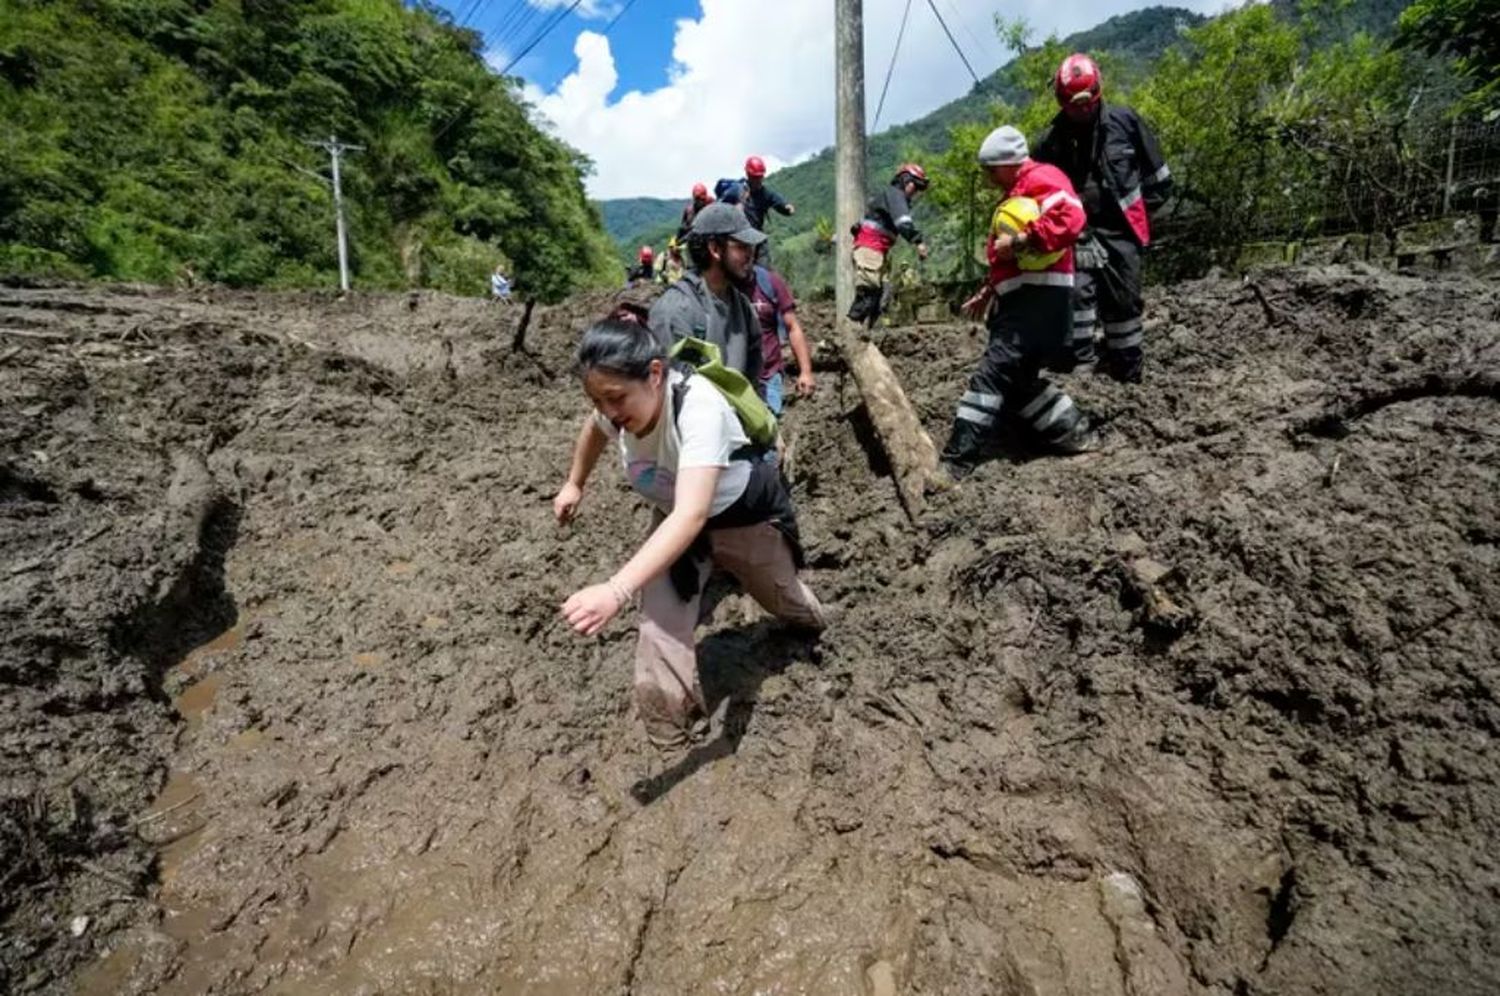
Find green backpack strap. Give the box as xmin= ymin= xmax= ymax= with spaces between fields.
xmin=667 ymin=338 xmax=779 ymax=448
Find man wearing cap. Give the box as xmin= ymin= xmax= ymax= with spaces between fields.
xmin=649 ymin=202 xmax=764 ymax=389
xmin=940 ymin=125 xmax=1099 ymax=479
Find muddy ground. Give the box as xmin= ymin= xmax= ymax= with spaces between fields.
xmin=1 ymin=265 xmax=1497 ymax=995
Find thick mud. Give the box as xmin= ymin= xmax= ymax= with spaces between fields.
xmin=1 ymin=266 xmax=1497 ymax=994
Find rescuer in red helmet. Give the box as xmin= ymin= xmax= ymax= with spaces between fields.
xmin=738 ymin=155 xmax=795 ymax=262
xmin=627 ymin=244 xmax=656 ymax=284
xmin=847 ymin=163 xmax=930 ymax=328
xmin=1032 ymin=52 xmax=1172 ymax=383
xmin=676 ymin=182 xmax=713 ymax=243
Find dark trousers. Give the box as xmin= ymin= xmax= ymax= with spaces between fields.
xmin=1073 ymin=230 xmax=1144 ymax=382
xmin=943 ymin=284 xmax=1086 ymax=465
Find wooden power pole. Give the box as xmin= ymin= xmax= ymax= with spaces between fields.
xmin=834 ymin=0 xmax=866 ymax=319
xmin=834 ymin=0 xmax=942 ymax=520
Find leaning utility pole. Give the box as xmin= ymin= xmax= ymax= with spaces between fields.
xmin=834 ymin=0 xmax=941 ymax=521
xmin=306 ymin=136 xmax=364 ymax=292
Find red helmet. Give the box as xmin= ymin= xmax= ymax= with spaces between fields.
xmin=1054 ymin=53 xmax=1102 ymax=111
xmin=691 ymin=182 xmax=708 ymax=200
xmin=894 ymin=163 xmax=929 ymax=190
xmin=744 ymin=155 xmax=767 ymax=178
xmin=639 ymin=245 xmax=654 ymax=262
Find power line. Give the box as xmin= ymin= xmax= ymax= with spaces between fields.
xmin=599 ymin=0 xmax=641 ymax=36
xmin=499 ymin=0 xmax=584 ymax=76
xmin=873 ymin=0 xmax=914 ymax=134
xmin=924 ymin=0 xmax=980 ymax=85
xmin=939 ymin=0 xmax=997 ymax=67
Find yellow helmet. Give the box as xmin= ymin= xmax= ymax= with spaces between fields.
xmin=991 ymin=196 xmax=1065 ymax=271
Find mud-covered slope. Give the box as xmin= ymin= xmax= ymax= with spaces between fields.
xmin=1 ymin=267 xmax=1496 ymax=995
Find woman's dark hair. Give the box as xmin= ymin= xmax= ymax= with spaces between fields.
xmin=686 ymin=232 xmax=725 ymax=273
xmin=575 ymin=315 xmax=665 ymax=380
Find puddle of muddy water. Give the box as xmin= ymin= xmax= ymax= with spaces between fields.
xmin=171 ymin=615 xmax=249 ymax=730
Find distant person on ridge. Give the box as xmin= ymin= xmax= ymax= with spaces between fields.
xmin=1032 ymin=53 xmax=1172 ymax=382
xmin=648 ymin=203 xmax=764 ymax=389
xmin=847 ymin=163 xmax=930 ymax=328
xmin=490 ymin=265 xmax=511 ymax=303
xmin=627 ymin=245 xmax=655 ymax=285
xmin=940 ymin=126 xmax=1099 ymax=480
xmin=658 ymin=237 xmax=686 ymax=286
xmin=734 ymin=262 xmax=816 ymax=416
xmin=677 ymin=182 xmax=712 ymax=243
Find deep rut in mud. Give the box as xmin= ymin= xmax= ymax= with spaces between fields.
xmin=1 ymin=267 xmax=1497 ymax=994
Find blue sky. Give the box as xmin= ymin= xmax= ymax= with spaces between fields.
xmin=433 ymin=1 xmax=1231 ymax=199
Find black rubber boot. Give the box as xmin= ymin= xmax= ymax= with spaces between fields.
xmin=1050 ymin=416 xmax=1102 ymax=454
xmin=1102 ymin=348 xmax=1143 ymax=384
xmin=940 ymin=417 xmax=987 ymax=479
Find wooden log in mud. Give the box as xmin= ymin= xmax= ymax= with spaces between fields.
xmin=836 ymin=315 xmax=940 ymax=521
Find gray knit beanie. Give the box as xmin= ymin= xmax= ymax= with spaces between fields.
xmin=977 ymin=126 xmax=1029 ymax=166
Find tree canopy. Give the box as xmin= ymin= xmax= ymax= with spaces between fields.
xmin=0 ymin=0 xmax=622 ymax=298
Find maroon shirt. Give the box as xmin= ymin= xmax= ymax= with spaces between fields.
xmin=744 ymin=267 xmax=796 ymax=379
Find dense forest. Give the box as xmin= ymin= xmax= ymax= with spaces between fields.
xmin=0 ymin=0 xmax=622 ymax=299
xmin=611 ymin=0 xmax=1490 ymax=292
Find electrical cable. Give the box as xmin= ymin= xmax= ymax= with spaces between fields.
xmin=924 ymin=0 xmax=980 ymax=85
xmin=499 ymin=0 xmax=583 ymax=76
xmin=872 ymin=0 xmax=914 ymax=134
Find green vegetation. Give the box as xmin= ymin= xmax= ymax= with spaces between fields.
xmin=1397 ymin=0 xmax=1500 ymax=114
xmin=597 ymin=196 xmax=680 ymax=246
xmin=0 ymin=0 xmax=622 ymax=298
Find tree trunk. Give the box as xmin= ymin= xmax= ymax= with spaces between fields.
xmin=511 ymin=298 xmax=536 ymax=352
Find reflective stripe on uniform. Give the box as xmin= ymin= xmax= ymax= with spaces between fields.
xmin=993 ymin=271 xmax=1074 ymax=296
xmin=1040 ymin=190 xmax=1083 ymax=211
xmin=962 ymin=389 xmax=1003 ymax=413
xmin=894 ymin=215 xmax=914 ymax=228
xmin=1073 ymin=307 xmax=1097 ymax=324
xmin=1018 ymin=384 xmax=1061 ymax=420
xmin=1032 ymin=395 xmax=1078 ymax=433
xmin=1119 ymin=186 xmax=1143 ymax=210
xmin=1147 ymin=164 xmax=1171 ymax=185
xmin=1106 ymin=318 xmax=1143 ymax=349
xmin=957 ymin=403 xmax=997 ymax=427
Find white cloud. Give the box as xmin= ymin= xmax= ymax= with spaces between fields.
xmin=526 ymin=0 xmax=1232 ymax=199
xmin=527 ymin=0 xmax=619 ymax=19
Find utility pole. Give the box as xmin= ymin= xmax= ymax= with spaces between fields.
xmin=305 ymin=136 xmax=364 ymax=292
xmin=832 ymin=0 xmax=940 ymax=520
xmin=834 ymin=0 xmax=867 ymax=319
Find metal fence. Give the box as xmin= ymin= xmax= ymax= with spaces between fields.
xmin=1156 ymin=115 xmax=1500 ymax=254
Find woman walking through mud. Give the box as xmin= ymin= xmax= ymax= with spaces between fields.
xmin=553 ymin=315 xmax=825 ymax=748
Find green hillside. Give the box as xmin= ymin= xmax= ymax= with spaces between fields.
xmin=0 ymin=0 xmax=621 ymax=297
xmin=598 ymin=196 xmax=681 ymax=245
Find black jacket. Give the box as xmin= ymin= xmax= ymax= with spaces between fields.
xmin=1034 ymin=102 xmax=1171 ymax=245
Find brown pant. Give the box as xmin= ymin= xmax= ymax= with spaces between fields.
xmin=852 ymin=246 xmax=887 ymax=290
xmin=635 ymin=522 xmax=825 ymax=746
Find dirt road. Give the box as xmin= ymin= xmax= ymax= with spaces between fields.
xmin=2 ymin=266 xmax=1497 ymax=994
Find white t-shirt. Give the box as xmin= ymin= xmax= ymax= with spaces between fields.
xmin=595 ymin=369 xmax=751 ymax=516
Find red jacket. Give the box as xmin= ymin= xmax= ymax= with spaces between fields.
xmin=985 ymin=159 xmax=1086 ymax=297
